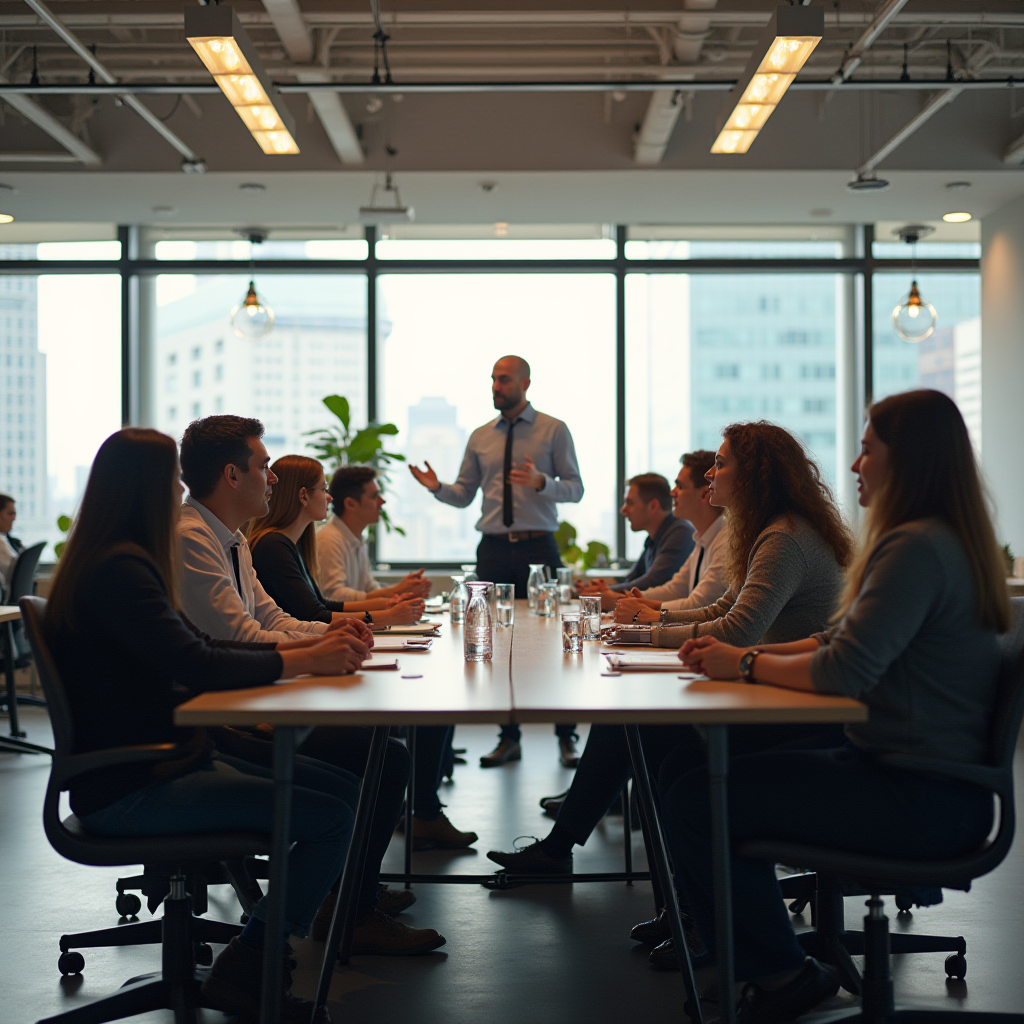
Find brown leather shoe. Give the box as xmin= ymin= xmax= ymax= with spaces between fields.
xmin=480 ymin=738 xmax=522 ymax=767
xmin=411 ymin=811 xmax=479 ymax=850
xmin=558 ymin=736 xmax=581 ymax=768
xmin=378 ymin=885 xmax=416 ymax=917
xmin=349 ymin=907 xmax=446 ymax=956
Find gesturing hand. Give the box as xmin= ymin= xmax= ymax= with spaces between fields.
xmin=396 ymin=569 xmax=432 ymax=598
xmin=508 ymin=454 xmax=545 ymax=490
xmin=409 ymin=461 xmax=441 ymax=492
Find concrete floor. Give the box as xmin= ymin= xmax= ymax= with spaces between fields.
xmin=3 ymin=709 xmax=1023 ymax=1023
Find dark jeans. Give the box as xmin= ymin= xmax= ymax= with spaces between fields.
xmin=405 ymin=724 xmax=455 ymax=818
xmin=552 ymin=722 xmax=846 ymax=849
xmin=80 ymin=751 xmax=356 ymax=938
xmin=476 ymin=532 xmax=574 ymax=743
xmin=216 ymin=725 xmax=410 ymax=915
xmin=661 ymin=743 xmax=994 ymax=983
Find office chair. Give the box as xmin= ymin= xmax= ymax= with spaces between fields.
xmin=738 ymin=597 xmax=1024 ymax=1023
xmin=21 ymin=597 xmax=270 ymax=1024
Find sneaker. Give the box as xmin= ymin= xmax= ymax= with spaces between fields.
xmin=486 ymin=837 xmax=573 ymax=874
xmin=713 ymin=958 xmax=840 ymax=1024
xmin=480 ymin=738 xmax=522 ymax=767
xmin=201 ymin=937 xmax=330 ymax=1023
xmin=378 ymin=884 xmax=417 ymax=917
xmin=349 ymin=907 xmax=446 ymax=956
xmin=558 ymin=736 xmax=581 ymax=768
xmin=412 ymin=811 xmax=479 ymax=850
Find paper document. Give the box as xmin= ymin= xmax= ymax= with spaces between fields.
xmin=604 ymin=652 xmax=701 ymax=675
xmin=371 ymin=636 xmax=434 ymax=651
xmin=361 ymin=656 xmax=400 ymax=671
xmin=382 ymin=622 xmax=443 ymax=636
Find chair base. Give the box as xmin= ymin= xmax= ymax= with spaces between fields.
xmin=37 ymin=969 xmax=216 ymax=1024
xmin=60 ymin=915 xmax=242 ymax=957
xmin=804 ymin=1007 xmax=1024 ymax=1024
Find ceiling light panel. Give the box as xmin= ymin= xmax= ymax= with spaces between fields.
xmin=711 ymin=5 xmax=823 ymax=156
xmin=185 ymin=5 xmax=299 ymax=156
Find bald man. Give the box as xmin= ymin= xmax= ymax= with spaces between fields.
xmin=410 ymin=355 xmax=584 ymax=767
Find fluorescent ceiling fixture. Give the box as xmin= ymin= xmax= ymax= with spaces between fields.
xmin=711 ymin=5 xmax=823 ymax=156
xmin=185 ymin=5 xmax=299 ymax=156
xmin=942 ymin=211 xmax=972 ymax=223
xmin=0 ymin=214 xmax=14 ymax=224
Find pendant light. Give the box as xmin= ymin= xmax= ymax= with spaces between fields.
xmin=890 ymin=225 xmax=937 ymax=344
xmin=231 ymin=231 xmax=274 ymax=340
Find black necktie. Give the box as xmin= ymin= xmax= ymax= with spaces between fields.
xmin=230 ymin=545 xmax=242 ymax=594
xmin=502 ymin=420 xmax=516 ymax=528
xmin=692 ymin=545 xmax=705 ymax=587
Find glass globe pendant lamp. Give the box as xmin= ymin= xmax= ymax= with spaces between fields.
xmin=231 ymin=279 xmax=274 ymax=340
xmin=891 ymin=280 xmax=937 ymax=343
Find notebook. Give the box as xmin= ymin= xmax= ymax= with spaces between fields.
xmin=370 ymin=636 xmax=434 ymax=652
xmin=603 ymin=651 xmax=702 ymax=675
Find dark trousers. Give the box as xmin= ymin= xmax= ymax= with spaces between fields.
xmin=661 ymin=743 xmax=994 ymax=983
xmin=406 ymin=724 xmax=454 ymax=819
xmin=476 ymin=531 xmax=575 ymax=743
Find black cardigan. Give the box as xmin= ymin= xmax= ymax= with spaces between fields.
xmin=47 ymin=543 xmax=283 ymax=816
xmin=250 ymin=531 xmax=344 ymax=624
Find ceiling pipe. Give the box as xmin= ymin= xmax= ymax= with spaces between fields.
xmin=856 ymin=87 xmax=964 ymax=176
xmin=0 ymin=68 xmax=100 ymax=164
xmin=832 ymin=0 xmax=909 ymax=84
xmin=20 ymin=0 xmax=200 ymax=163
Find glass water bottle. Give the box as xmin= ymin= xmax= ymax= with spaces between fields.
xmin=527 ymin=563 xmax=547 ymax=612
xmin=463 ymin=581 xmax=493 ymax=662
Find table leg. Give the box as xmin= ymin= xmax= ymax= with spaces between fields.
xmin=706 ymin=725 xmax=736 ymax=1024
xmin=622 ymin=780 xmax=633 ymax=882
xmin=260 ymin=726 xmax=296 ymax=1024
xmin=313 ymin=725 xmax=389 ymax=1013
xmin=624 ymin=725 xmax=703 ymax=1024
xmin=404 ymin=726 xmax=416 ymax=885
xmin=4 ymin=620 xmax=24 ymax=738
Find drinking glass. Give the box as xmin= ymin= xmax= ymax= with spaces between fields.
xmin=449 ymin=574 xmax=468 ymax=624
xmin=495 ymin=582 xmax=515 ymax=627
xmin=537 ymin=581 xmax=558 ymax=618
xmin=479 ymin=581 xmax=497 ymax=621
xmin=527 ymin=563 xmax=547 ymax=612
xmin=556 ymin=566 xmax=574 ymax=605
xmin=460 ymin=563 xmax=478 ymax=583
xmin=579 ymin=595 xmax=602 ymax=640
xmin=464 ymin=581 xmax=493 ymax=662
xmin=561 ymin=612 xmax=583 ymax=653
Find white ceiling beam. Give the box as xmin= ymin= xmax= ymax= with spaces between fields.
xmin=0 ymin=69 xmax=100 ymax=164
xmin=260 ymin=0 xmax=364 ymax=165
xmin=832 ymin=0 xmax=909 ymax=83
xmin=856 ymin=87 xmax=964 ymax=176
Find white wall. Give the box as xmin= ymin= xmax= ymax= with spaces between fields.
xmin=982 ymin=194 xmax=1024 ymax=553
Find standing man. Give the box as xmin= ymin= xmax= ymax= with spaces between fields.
xmin=409 ymin=354 xmax=584 ymax=768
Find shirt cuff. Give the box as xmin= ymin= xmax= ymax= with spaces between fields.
xmin=537 ymin=473 xmax=551 ymax=493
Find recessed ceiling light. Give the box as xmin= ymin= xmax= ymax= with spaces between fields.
xmin=942 ymin=211 xmax=972 ymax=223
xmin=846 ymin=176 xmax=890 ymax=193
xmin=239 ymin=182 xmax=266 ymax=194
xmin=0 ymin=213 xmax=14 ymax=224
xmin=944 ymin=181 xmax=972 ymax=191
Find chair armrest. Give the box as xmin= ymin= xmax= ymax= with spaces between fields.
xmin=52 ymin=743 xmax=183 ymax=789
xmin=876 ymin=752 xmax=1003 ymax=793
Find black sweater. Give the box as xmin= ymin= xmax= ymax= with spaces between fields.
xmin=47 ymin=544 xmax=283 ymax=816
xmin=250 ymin=531 xmax=344 ymax=624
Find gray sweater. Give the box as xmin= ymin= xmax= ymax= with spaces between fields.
xmin=810 ymin=519 xmax=1000 ymax=764
xmin=651 ymin=514 xmax=844 ymax=649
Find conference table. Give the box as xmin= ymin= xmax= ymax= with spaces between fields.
xmin=175 ymin=601 xmax=866 ymax=1024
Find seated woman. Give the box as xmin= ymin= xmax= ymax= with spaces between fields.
xmin=46 ymin=428 xmax=387 ymax=1023
xmin=249 ymin=455 xmax=478 ymax=851
xmin=667 ymin=389 xmax=1008 ymax=1022
xmin=487 ymin=422 xmax=853 ymax=901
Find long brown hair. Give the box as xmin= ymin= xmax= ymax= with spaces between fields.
xmin=841 ymin=389 xmax=1010 ymax=632
xmin=47 ymin=428 xmax=182 ymax=632
xmin=247 ymin=455 xmax=325 ymax=584
xmin=721 ymin=421 xmax=854 ymax=587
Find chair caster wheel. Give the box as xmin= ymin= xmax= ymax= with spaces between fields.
xmin=945 ymin=954 xmax=967 ymax=979
xmin=115 ymin=893 xmax=141 ymax=917
xmin=787 ymin=898 xmax=809 ymax=916
xmin=895 ymin=894 xmax=914 ymax=913
xmin=58 ymin=951 xmax=85 ymax=975
xmin=195 ymin=942 xmax=214 ymax=966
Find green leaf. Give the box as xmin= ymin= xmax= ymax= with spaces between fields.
xmin=381 ymin=451 xmax=406 ymax=462
xmin=57 ymin=514 xmax=72 ymax=533
xmin=554 ymin=520 xmax=577 ymax=554
xmin=322 ymin=394 xmax=351 ymax=431
xmin=53 ymin=540 xmax=65 ymax=560
xmin=374 ymin=422 xmax=400 ymax=436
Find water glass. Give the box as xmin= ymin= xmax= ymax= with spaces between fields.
xmin=537 ymin=581 xmax=558 ymax=618
xmin=556 ymin=566 xmax=574 ymax=604
xmin=460 ymin=563 xmax=479 ymax=583
xmin=579 ymin=595 xmax=602 ymax=640
xmin=449 ymin=574 xmax=468 ymax=624
xmin=495 ymin=582 xmax=515 ymax=627
xmin=561 ymin=612 xmax=583 ymax=653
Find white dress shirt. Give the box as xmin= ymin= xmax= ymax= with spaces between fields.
xmin=178 ymin=495 xmax=328 ymax=644
xmin=0 ymin=534 xmax=17 ymax=590
xmin=317 ymin=515 xmax=381 ymax=603
xmin=640 ymin=513 xmax=729 ymax=611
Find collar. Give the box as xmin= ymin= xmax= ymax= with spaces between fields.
xmin=692 ymin=512 xmax=726 ymax=548
xmin=184 ymin=495 xmax=243 ymax=551
xmin=329 ymin=515 xmax=363 ymax=545
xmin=493 ymin=402 xmax=537 ymax=430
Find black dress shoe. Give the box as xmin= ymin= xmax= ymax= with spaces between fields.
xmin=648 ymin=914 xmax=712 ymax=971
xmin=486 ymin=838 xmax=573 ymax=874
xmin=538 ymin=789 xmax=568 ymax=809
xmin=712 ymin=958 xmax=840 ymax=1024
xmin=630 ymin=908 xmax=672 ymax=945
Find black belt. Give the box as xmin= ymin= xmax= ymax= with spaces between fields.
xmin=486 ymin=531 xmax=553 ymax=543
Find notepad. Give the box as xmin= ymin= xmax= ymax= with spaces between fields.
xmin=603 ymin=652 xmax=700 ymax=675
xmin=370 ymin=636 xmax=434 ymax=651
xmin=361 ymin=656 xmax=400 ymax=671
xmin=382 ymin=622 xmax=443 ymax=636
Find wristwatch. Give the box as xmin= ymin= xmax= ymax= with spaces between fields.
xmin=738 ymin=649 xmax=762 ymax=682
xmin=364 ymin=611 xmax=374 ymax=624
xmin=659 ymin=608 xmax=670 ymax=623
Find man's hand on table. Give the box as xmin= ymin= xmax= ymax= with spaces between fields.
xmin=679 ymin=636 xmax=749 ymax=679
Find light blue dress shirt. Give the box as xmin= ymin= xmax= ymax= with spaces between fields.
xmin=433 ymin=403 xmax=584 ymax=534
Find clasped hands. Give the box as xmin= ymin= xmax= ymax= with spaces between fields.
xmin=678 ymin=636 xmax=749 ymax=680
